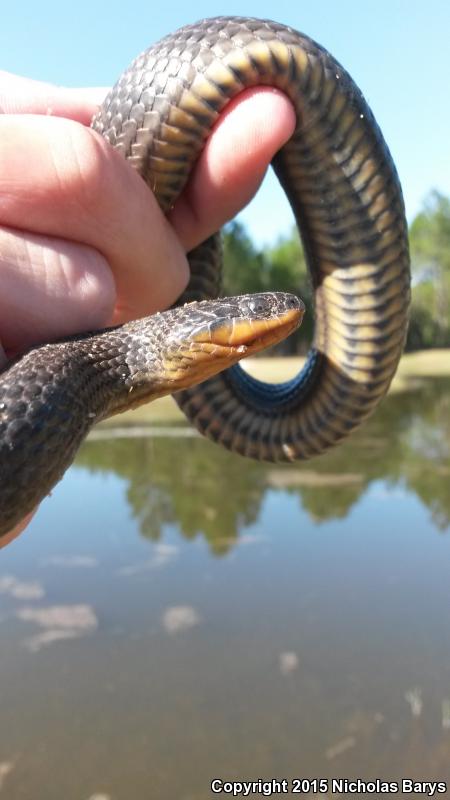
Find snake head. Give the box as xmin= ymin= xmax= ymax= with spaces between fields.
xmin=157 ymin=291 xmax=304 ymax=392
xmin=106 ymin=292 xmax=304 ymax=415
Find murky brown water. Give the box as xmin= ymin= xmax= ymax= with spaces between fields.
xmin=1 ymin=378 xmax=450 ymax=799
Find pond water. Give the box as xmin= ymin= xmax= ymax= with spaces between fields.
xmin=1 ymin=378 xmax=450 ymax=799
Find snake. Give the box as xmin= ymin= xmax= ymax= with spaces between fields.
xmin=0 ymin=17 xmax=410 ymax=538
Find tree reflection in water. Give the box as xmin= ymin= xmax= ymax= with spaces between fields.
xmin=76 ymin=378 xmax=450 ymax=549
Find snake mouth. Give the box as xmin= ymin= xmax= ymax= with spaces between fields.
xmin=193 ymin=306 xmax=304 ymax=353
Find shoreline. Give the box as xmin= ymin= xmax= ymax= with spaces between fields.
xmin=99 ymin=349 xmax=450 ymax=427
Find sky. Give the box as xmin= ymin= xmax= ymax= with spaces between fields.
xmin=1 ymin=0 xmax=448 ymax=246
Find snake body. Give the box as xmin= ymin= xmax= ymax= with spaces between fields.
xmin=93 ymin=16 xmax=410 ymax=458
xmin=0 ymin=17 xmax=410 ymax=536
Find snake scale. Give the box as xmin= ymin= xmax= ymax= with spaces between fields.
xmin=0 ymin=17 xmax=410 ymax=537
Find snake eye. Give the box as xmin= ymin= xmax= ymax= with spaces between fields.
xmin=248 ymin=298 xmax=266 ymax=315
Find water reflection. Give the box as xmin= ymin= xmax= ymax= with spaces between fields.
xmin=16 ymin=603 xmax=98 ymax=652
xmin=76 ymin=377 xmax=450 ymax=546
xmin=2 ymin=377 xmax=450 ymax=798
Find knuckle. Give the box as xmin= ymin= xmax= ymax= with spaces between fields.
xmin=61 ymin=123 xmax=113 ymax=216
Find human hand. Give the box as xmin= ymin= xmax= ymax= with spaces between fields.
xmin=0 ymin=70 xmax=295 ymax=546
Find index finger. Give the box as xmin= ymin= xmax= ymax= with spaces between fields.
xmin=0 ymin=71 xmax=107 ymax=123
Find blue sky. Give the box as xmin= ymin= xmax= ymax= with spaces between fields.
xmin=2 ymin=0 xmax=448 ymax=246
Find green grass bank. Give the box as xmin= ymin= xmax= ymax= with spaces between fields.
xmin=98 ymin=350 xmax=450 ymax=428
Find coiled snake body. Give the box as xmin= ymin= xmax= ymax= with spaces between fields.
xmin=0 ymin=17 xmax=410 ymax=537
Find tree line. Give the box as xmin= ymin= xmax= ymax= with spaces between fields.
xmin=79 ymin=374 xmax=450 ymax=546
xmin=222 ymin=189 xmax=450 ymax=353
